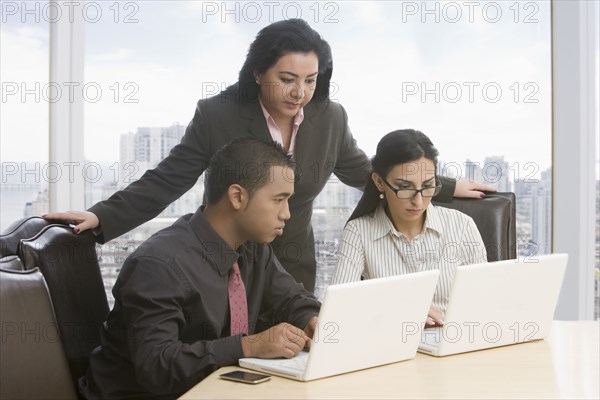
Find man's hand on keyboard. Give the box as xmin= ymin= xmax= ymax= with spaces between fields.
xmin=241 ymin=323 xmax=310 ymax=359
xmin=302 ymin=317 xmax=318 ymax=350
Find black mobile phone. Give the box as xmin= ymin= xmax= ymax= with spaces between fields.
xmin=219 ymin=370 xmax=271 ymax=384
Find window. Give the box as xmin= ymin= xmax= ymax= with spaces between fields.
xmin=313 ymin=1 xmax=552 ymax=298
xmin=1 ymin=1 xmax=50 ymax=230
xmin=2 ymin=1 xmax=555 ymax=308
xmin=594 ymin=1 xmax=600 ymax=320
xmin=82 ymin=1 xmax=552 ymax=302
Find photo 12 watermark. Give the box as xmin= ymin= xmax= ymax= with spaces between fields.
xmin=400 ymin=1 xmax=540 ymax=24
xmin=440 ymin=160 xmax=541 ymax=183
xmin=1 ymin=321 xmax=103 ymax=344
xmin=2 ymin=82 xmax=140 ymax=104
xmin=198 ymin=1 xmax=340 ymax=24
xmin=1 ymin=161 xmax=141 ymax=185
xmin=1 ymin=1 xmax=140 ymax=23
xmin=419 ymin=321 xmax=541 ymax=344
xmin=401 ymin=81 xmax=540 ymax=104
xmin=200 ymin=81 xmax=341 ymax=103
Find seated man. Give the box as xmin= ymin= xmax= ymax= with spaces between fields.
xmin=79 ymin=138 xmax=320 ymax=399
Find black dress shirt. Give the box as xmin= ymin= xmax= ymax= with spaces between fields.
xmin=79 ymin=209 xmax=321 ymax=399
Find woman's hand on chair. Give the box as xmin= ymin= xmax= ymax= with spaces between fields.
xmin=454 ymin=179 xmax=497 ymax=199
xmin=43 ymin=211 xmax=99 ymax=234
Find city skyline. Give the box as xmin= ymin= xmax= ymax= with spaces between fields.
xmin=0 ymin=120 xmax=594 ymax=315
xmin=0 ymin=134 xmax=554 ymax=250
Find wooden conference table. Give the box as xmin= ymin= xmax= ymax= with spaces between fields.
xmin=180 ymin=321 xmax=599 ymax=399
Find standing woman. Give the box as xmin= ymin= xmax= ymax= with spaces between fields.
xmin=46 ymin=19 xmax=491 ymax=292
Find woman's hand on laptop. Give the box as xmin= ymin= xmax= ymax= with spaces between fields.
xmin=426 ymin=306 xmax=445 ymax=328
xmin=241 ymin=323 xmax=309 ymax=359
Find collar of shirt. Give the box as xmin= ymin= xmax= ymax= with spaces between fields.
xmin=258 ymin=97 xmax=305 ymax=156
xmin=422 ymin=203 xmax=444 ymax=235
xmin=372 ymin=203 xmax=444 ymax=240
xmin=188 ymin=206 xmax=249 ymax=277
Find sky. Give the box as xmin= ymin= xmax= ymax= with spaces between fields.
xmin=1 ymin=0 xmax=597 ymax=181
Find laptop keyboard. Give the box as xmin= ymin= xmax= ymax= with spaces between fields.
xmin=421 ymin=327 xmax=442 ymax=346
xmin=267 ymin=351 xmax=309 ymax=372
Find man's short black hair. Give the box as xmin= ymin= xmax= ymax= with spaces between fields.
xmin=205 ymin=137 xmax=295 ymax=204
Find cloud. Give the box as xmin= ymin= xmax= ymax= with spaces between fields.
xmin=1 ymin=2 xmax=555 ymax=175
xmin=91 ymin=48 xmax=132 ymax=62
xmin=352 ymin=2 xmax=384 ymax=23
xmin=1 ymin=26 xmax=49 ymax=162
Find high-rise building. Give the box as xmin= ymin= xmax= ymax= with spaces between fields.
xmin=24 ymin=188 xmax=49 ymax=217
xmin=116 ymin=123 xmax=199 ymax=217
xmin=464 ymin=159 xmax=484 ymax=183
xmin=531 ymin=167 xmax=552 ymax=255
xmin=594 ymin=180 xmax=600 ymax=319
xmin=313 ymin=178 xmax=362 ymax=212
xmin=312 ymin=179 xmax=362 ymax=300
xmin=514 ymin=176 xmax=535 ymax=251
xmin=98 ymin=124 xmax=195 ymax=305
xmin=119 ymin=124 xmax=185 ymax=185
xmin=482 ymin=156 xmax=511 ymax=192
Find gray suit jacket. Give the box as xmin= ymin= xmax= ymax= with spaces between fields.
xmin=90 ymin=85 xmax=455 ymax=291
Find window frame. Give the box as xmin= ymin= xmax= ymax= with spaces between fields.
xmin=551 ymin=0 xmax=598 ymax=320
xmin=48 ymin=0 xmax=85 ymax=212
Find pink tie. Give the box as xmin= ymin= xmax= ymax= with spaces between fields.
xmin=228 ymin=261 xmax=248 ymax=335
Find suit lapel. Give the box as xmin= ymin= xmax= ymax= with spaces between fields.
xmin=239 ymin=101 xmax=271 ymax=141
xmin=294 ymin=101 xmax=317 ymax=167
xmin=238 ymin=99 xmax=318 ymax=171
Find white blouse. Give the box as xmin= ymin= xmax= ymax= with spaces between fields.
xmin=331 ymin=203 xmax=487 ymax=311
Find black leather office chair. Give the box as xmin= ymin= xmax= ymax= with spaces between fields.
xmin=0 ymin=216 xmax=53 ymax=271
xmin=433 ymin=192 xmax=516 ymax=262
xmin=0 ymin=254 xmax=25 ymax=271
xmin=17 ymin=224 xmax=110 ymax=390
xmin=0 ymin=267 xmax=78 ymax=399
xmin=0 ymin=216 xmax=55 ymax=258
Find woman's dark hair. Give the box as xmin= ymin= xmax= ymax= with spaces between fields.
xmin=348 ymin=129 xmax=439 ymax=221
xmin=238 ymin=19 xmax=333 ymax=102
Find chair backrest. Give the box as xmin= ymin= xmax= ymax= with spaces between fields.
xmin=0 ymin=216 xmax=55 ymax=258
xmin=0 ymin=254 xmax=25 ymax=271
xmin=18 ymin=225 xmax=110 ymax=387
xmin=0 ymin=267 xmax=77 ymax=399
xmin=433 ymin=192 xmax=516 ymax=262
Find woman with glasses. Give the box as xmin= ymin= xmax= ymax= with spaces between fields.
xmin=331 ymin=130 xmax=487 ymax=326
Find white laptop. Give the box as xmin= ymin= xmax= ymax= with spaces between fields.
xmin=239 ymin=270 xmax=440 ymax=381
xmin=419 ymin=253 xmax=568 ymax=357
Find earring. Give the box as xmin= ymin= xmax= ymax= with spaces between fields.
xmin=379 ymin=193 xmax=384 ymax=199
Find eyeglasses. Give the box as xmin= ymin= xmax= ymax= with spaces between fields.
xmin=382 ymin=179 xmax=441 ymax=199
